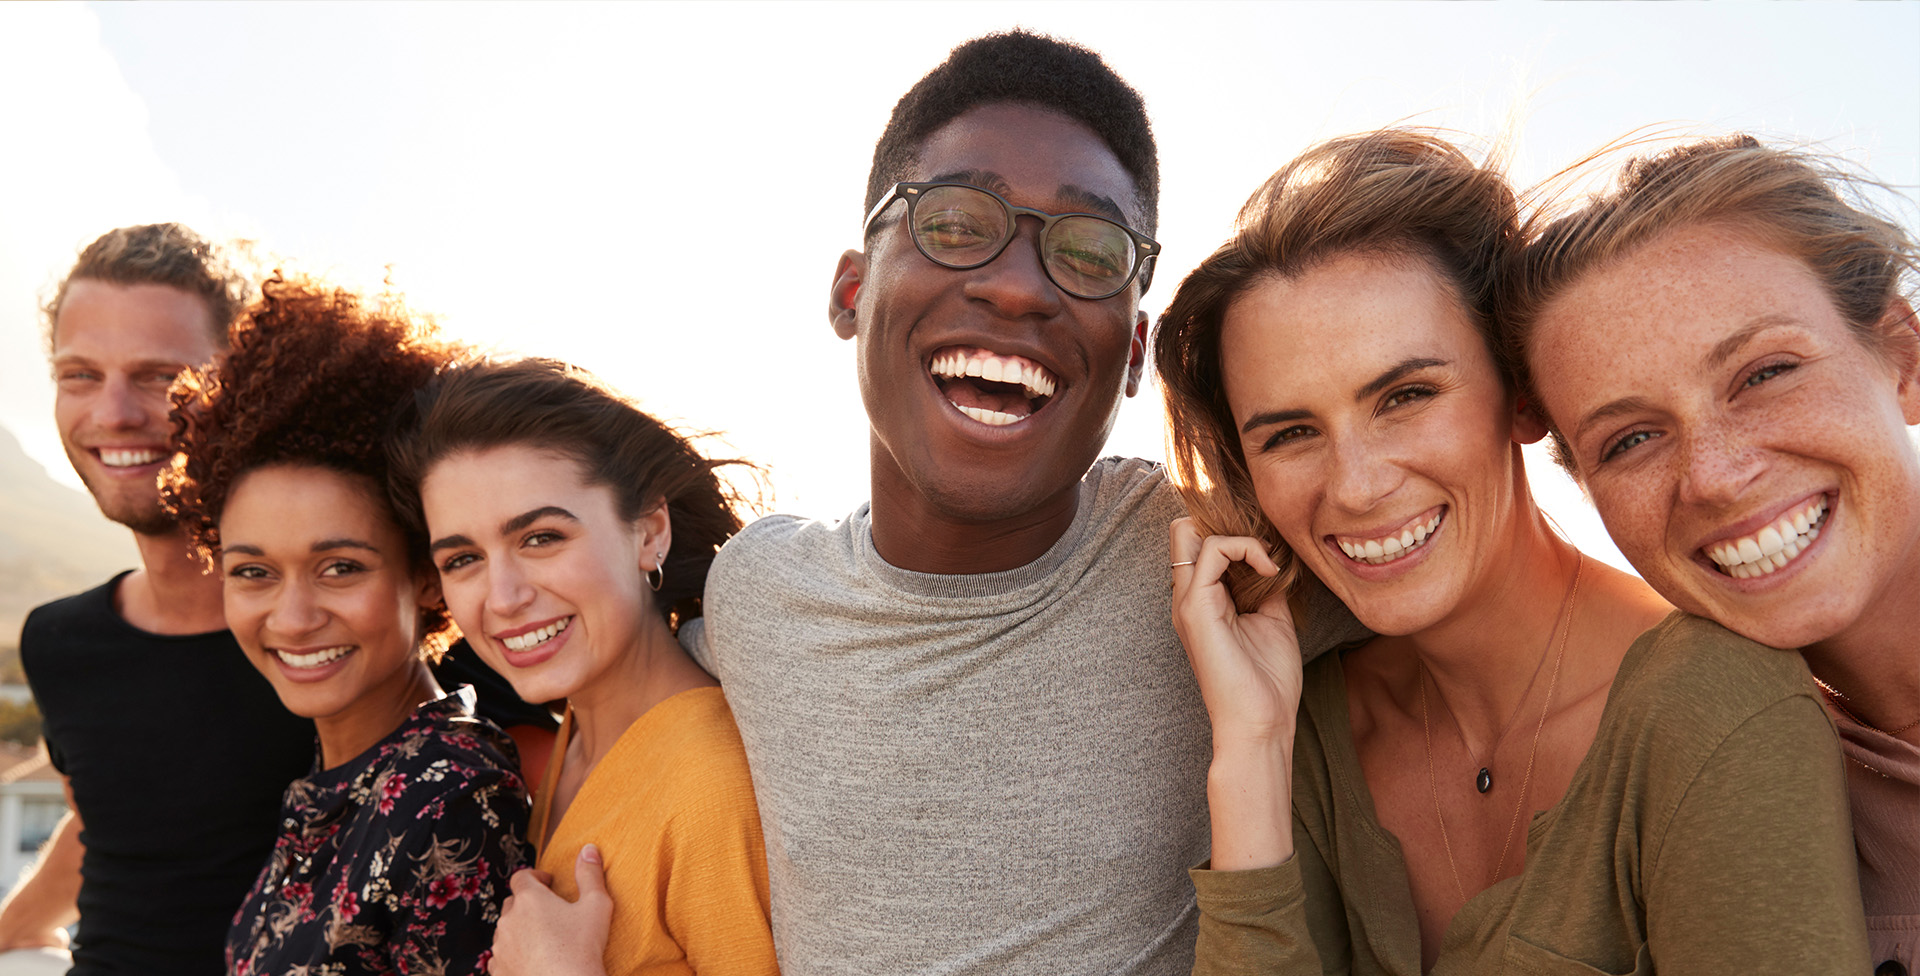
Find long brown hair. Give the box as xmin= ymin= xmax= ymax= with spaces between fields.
xmin=386 ymin=358 xmax=752 ymax=635
xmin=1153 ymin=129 xmax=1518 ymax=611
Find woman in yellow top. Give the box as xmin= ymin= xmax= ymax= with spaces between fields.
xmin=387 ymin=357 xmax=777 ymax=976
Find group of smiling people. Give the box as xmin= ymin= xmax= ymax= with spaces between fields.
xmin=117 ymin=33 xmax=1914 ymax=976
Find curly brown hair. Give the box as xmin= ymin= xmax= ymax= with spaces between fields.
xmin=162 ymin=272 xmax=463 ymax=657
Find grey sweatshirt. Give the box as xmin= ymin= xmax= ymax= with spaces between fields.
xmin=685 ymin=457 xmax=1363 ymax=975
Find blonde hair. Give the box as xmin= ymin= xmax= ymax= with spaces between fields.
xmin=1503 ymin=134 xmax=1920 ymax=471
xmin=1153 ymin=129 xmax=1517 ymax=612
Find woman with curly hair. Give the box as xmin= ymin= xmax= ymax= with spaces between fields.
xmin=163 ymin=275 xmax=531 ymax=976
xmin=386 ymin=358 xmax=776 ymax=976
xmin=1154 ymin=130 xmax=1867 ymax=973
xmin=1502 ymin=134 xmax=1920 ymax=974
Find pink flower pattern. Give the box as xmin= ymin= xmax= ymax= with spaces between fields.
xmin=225 ymin=689 xmax=531 ymax=976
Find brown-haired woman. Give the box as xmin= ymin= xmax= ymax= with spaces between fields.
xmin=163 ymin=275 xmax=531 ymax=976
xmin=386 ymin=359 xmax=776 ymax=976
xmin=1503 ymin=134 xmax=1920 ymax=974
xmin=1154 ymin=130 xmax=1868 ymax=973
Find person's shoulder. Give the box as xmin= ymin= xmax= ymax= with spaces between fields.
xmin=1088 ymin=456 xmax=1175 ymax=507
xmin=715 ymin=510 xmax=858 ymax=570
xmin=22 ymin=572 xmax=127 ymax=637
xmin=1614 ymin=611 xmax=1816 ymax=726
xmin=645 ymin=688 xmax=758 ymax=808
xmin=407 ymin=696 xmax=523 ymax=777
xmin=1079 ymin=456 xmax=1182 ymax=538
xmin=1596 ymin=612 xmax=1827 ymax=791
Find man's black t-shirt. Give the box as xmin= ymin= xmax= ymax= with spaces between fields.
xmin=20 ymin=573 xmax=556 ymax=975
xmin=22 ymin=572 xmax=314 ymax=976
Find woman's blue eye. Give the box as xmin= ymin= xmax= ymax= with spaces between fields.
xmin=1744 ymin=362 xmax=1795 ymax=388
xmin=1602 ymin=429 xmax=1657 ymax=462
xmin=440 ymin=552 xmax=476 ymax=573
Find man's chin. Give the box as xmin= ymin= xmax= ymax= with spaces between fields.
xmin=94 ymin=499 xmax=179 ymax=538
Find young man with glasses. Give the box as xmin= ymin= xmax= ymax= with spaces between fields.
xmin=507 ymin=30 xmax=1359 ymax=976
xmin=690 ymin=32 xmax=1357 ymax=973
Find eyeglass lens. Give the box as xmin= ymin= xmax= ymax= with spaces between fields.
xmin=911 ymin=184 xmax=1138 ymax=299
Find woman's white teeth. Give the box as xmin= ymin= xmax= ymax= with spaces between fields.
xmin=930 ymin=349 xmax=1058 ymax=399
xmin=1707 ymin=498 xmax=1827 ymax=578
xmin=100 ymin=448 xmax=164 ymax=467
xmin=502 ymin=617 xmax=570 ymax=651
xmin=275 ymin=645 xmax=351 ymax=669
xmin=1338 ymin=512 xmax=1443 ymax=565
xmin=957 ymin=405 xmax=1022 ymax=426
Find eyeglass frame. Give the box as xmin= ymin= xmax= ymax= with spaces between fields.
xmin=862 ymin=181 xmax=1161 ymax=300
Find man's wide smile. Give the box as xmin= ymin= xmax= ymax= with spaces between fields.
xmin=929 ymin=345 xmax=1059 ymax=427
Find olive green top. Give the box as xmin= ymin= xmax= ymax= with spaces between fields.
xmin=1191 ymin=612 xmax=1868 ymax=975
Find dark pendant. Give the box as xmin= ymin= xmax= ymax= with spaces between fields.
xmin=1476 ymin=768 xmax=1493 ymax=794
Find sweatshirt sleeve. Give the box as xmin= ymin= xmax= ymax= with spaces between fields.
xmin=1191 ymin=809 xmax=1352 ymax=976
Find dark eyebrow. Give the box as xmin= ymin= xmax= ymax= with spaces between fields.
xmin=1239 ymin=357 xmax=1449 ymax=435
xmin=428 ymin=506 xmax=578 ymax=556
xmin=1356 ymin=358 xmax=1447 ymax=401
xmin=928 ymin=169 xmax=1010 ymax=194
xmin=503 ymin=506 xmax=578 ymax=534
xmin=219 ymin=538 xmax=377 ymax=558
xmin=1241 ymin=407 xmax=1313 ymax=434
xmin=311 ymin=538 xmax=378 ymax=555
xmin=925 ymin=171 xmax=1131 ymax=224
xmin=1706 ymin=315 xmax=1799 ymax=369
xmin=428 ymin=533 xmax=474 ymax=556
xmin=1054 ymin=184 xmax=1129 ymax=223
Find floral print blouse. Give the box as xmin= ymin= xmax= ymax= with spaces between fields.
xmin=227 ymin=687 xmax=533 ymax=976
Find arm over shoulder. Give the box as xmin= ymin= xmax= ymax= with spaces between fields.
xmin=1643 ymin=692 xmax=1867 ymax=972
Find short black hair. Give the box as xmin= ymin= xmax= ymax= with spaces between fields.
xmin=865 ymin=30 xmax=1159 ymax=236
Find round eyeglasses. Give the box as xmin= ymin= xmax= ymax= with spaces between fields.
xmin=864 ymin=182 xmax=1160 ymax=301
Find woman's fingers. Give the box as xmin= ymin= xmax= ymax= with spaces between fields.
xmin=573 ymin=844 xmax=609 ymax=902
xmin=1169 ymin=518 xmax=1280 ymax=595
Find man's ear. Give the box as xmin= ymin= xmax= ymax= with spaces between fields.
xmin=1124 ymin=313 xmax=1148 ymax=397
xmin=830 ymin=250 xmax=866 ymax=341
xmin=1510 ymin=391 xmax=1551 ymax=445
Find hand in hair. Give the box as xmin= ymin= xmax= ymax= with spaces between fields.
xmin=488 ymin=846 xmax=612 ymax=976
xmin=1169 ymin=516 xmax=1303 ymax=872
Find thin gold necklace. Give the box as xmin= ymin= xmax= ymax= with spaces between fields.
xmin=1812 ymin=677 xmax=1920 ymax=737
xmin=1421 ymin=553 xmax=1583 ymax=900
xmin=1426 ymin=603 xmax=1559 ymax=796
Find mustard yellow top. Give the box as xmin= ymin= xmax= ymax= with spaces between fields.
xmin=532 ymin=686 xmax=778 ymax=976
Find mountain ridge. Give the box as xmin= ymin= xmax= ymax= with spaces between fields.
xmin=0 ymin=425 xmax=140 ymax=645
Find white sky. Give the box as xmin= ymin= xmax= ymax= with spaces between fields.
xmin=2 ymin=1 xmax=1916 ymax=575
